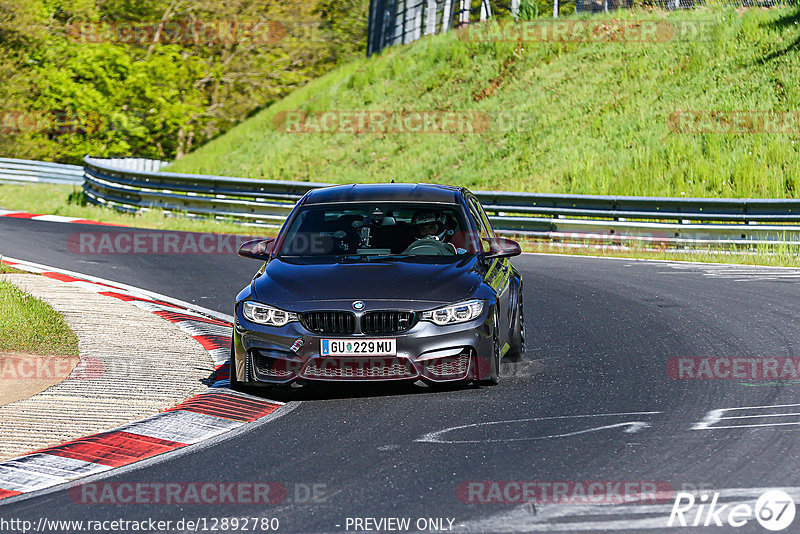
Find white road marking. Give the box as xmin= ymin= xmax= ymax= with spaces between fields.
xmin=693 ymin=403 xmax=800 ymax=430
xmin=3 ymin=454 xmax=104 ymax=478
xmin=131 ymin=300 xmax=207 ymax=317
xmin=120 ymin=410 xmax=242 ymax=444
xmin=703 ymin=421 xmax=800 ymax=430
xmin=658 ymin=262 xmax=800 ymax=281
xmin=0 ymin=454 xmax=109 ymax=492
xmin=66 ymin=280 xmax=125 ymax=294
xmin=0 ymin=466 xmax=66 ymax=492
xmin=30 ymin=215 xmax=80 ymax=223
xmin=175 ymin=320 xmax=232 ymax=338
xmin=2 ymin=263 xmax=46 ymax=273
xmin=718 ymin=412 xmax=800 ymax=420
xmin=207 ymin=347 xmax=231 ymax=365
xmin=416 ymin=412 xmax=661 ymax=444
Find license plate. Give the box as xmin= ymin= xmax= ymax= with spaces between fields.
xmin=321 ymin=339 xmax=396 ymax=356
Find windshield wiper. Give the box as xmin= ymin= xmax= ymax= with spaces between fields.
xmin=334 ymin=254 xmax=411 ymax=263
xmin=353 ymin=254 xmax=416 ymax=262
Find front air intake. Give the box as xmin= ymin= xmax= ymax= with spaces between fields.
xmin=301 ymin=311 xmax=356 ymax=334
xmin=361 ymin=311 xmax=416 ymax=334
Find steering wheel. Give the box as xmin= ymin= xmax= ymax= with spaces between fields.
xmin=402 ymin=237 xmax=456 ymax=256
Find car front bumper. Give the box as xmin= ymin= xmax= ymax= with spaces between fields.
xmin=232 ymin=305 xmax=496 ymax=385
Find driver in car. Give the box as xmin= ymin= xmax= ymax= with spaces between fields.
xmin=406 ymin=210 xmax=457 ymax=254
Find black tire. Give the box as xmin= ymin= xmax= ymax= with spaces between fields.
xmin=478 ymin=312 xmax=500 ymax=386
xmin=229 ymin=341 xmax=245 ymax=392
xmin=506 ymin=282 xmax=525 ymax=361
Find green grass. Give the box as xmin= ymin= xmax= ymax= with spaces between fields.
xmin=0 ymin=183 xmax=260 ymax=235
xmin=0 ymin=279 xmax=79 ymax=357
xmin=166 ymin=7 xmax=800 ymax=198
xmin=0 ymin=262 xmax=24 ymax=274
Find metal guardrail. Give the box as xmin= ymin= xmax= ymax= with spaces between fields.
xmin=83 ymin=156 xmax=320 ymax=227
xmin=82 ymin=156 xmax=800 ymax=245
xmin=0 ymin=158 xmax=83 ymax=185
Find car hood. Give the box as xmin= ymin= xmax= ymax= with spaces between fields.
xmin=251 ymin=256 xmax=483 ymax=311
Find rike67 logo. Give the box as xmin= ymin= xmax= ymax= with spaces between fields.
xmin=669 ymin=490 xmax=796 ymax=531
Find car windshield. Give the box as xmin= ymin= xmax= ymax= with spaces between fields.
xmin=276 ymin=203 xmax=477 ymax=258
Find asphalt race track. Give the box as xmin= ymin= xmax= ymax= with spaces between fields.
xmin=3 ymin=217 xmax=800 ymax=532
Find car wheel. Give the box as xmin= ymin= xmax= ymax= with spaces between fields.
xmin=506 ymin=282 xmax=525 ymax=361
xmin=229 ymin=341 xmax=245 ymax=392
xmin=478 ymin=311 xmax=500 ymax=386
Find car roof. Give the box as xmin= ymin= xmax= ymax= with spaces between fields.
xmin=302 ymin=183 xmax=464 ymax=205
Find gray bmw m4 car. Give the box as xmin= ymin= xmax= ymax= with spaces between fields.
xmin=231 ymin=183 xmax=524 ymax=388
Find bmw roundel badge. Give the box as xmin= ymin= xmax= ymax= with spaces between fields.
xmin=352 ymin=301 xmax=365 ymax=310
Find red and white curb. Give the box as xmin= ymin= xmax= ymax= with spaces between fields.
xmin=0 ymin=256 xmax=287 ymax=503
xmin=0 ymin=391 xmax=280 ymax=500
xmin=0 ymin=209 xmax=121 ymax=226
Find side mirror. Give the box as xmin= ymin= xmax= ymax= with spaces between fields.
xmin=238 ymin=238 xmax=275 ymax=261
xmin=482 ymin=237 xmax=521 ymax=259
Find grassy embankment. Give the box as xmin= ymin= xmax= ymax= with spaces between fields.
xmin=5 ymin=7 xmax=800 ymax=265
xmin=0 ymin=274 xmax=78 ymax=358
xmin=0 ymin=264 xmax=79 ymax=404
xmin=167 ymin=8 xmax=800 ymax=198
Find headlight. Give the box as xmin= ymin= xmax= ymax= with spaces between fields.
xmin=242 ymin=302 xmax=298 ymax=327
xmin=422 ymin=299 xmax=484 ymax=326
